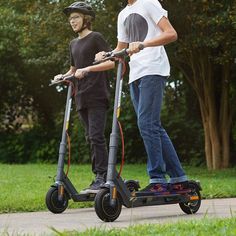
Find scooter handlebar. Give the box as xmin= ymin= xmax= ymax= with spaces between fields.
xmin=49 ymin=75 xmax=75 ymax=86
xmin=92 ymin=49 xmax=128 ymax=65
xmin=93 ymin=43 xmax=144 ymax=65
xmin=110 ymin=48 xmax=129 ymax=58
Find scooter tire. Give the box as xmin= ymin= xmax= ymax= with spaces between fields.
xmin=125 ymin=180 xmax=140 ymax=192
xmin=94 ymin=188 xmax=122 ymax=222
xmin=45 ymin=186 xmax=68 ymax=214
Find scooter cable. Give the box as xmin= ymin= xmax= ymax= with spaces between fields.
xmin=65 ymin=130 xmax=71 ymax=177
xmin=121 ymin=59 xmax=126 ymax=77
xmin=65 ymin=80 xmax=76 ymax=97
xmin=118 ymin=121 xmax=125 ymax=178
xmin=118 ymin=58 xmax=126 ymax=178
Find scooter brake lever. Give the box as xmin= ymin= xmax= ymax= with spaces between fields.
xmin=49 ymin=79 xmax=64 ymax=86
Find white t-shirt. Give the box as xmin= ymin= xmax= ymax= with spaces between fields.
xmin=117 ymin=0 xmax=170 ymax=83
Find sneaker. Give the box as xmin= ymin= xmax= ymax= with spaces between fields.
xmin=139 ymin=183 xmax=170 ymax=195
xmin=80 ymin=178 xmax=105 ymax=194
xmin=170 ymin=181 xmax=191 ymax=194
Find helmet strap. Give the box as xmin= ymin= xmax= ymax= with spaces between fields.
xmin=78 ymin=25 xmax=87 ymax=33
xmin=77 ymin=17 xmax=89 ymax=33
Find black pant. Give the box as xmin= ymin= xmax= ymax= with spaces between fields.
xmin=78 ymin=107 xmax=108 ymax=175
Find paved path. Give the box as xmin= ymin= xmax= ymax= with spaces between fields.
xmin=0 ymin=198 xmax=236 ymax=235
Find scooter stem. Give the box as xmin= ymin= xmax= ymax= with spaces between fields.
xmin=56 ymin=84 xmax=73 ymax=184
xmin=107 ymin=61 xmax=123 ymax=183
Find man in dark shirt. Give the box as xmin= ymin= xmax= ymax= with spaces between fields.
xmin=54 ymin=1 xmax=114 ymax=194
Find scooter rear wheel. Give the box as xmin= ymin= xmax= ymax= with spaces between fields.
xmin=179 ymin=183 xmax=201 ymax=214
xmin=95 ymin=188 xmax=122 ymax=222
xmin=125 ymin=181 xmax=140 ymax=192
xmin=46 ymin=186 xmax=68 ymax=214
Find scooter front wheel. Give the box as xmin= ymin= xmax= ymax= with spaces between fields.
xmin=94 ymin=188 xmax=122 ymax=222
xmin=45 ymin=186 xmax=68 ymax=214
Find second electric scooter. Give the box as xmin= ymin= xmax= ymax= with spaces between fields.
xmin=93 ymin=49 xmax=202 ymax=222
xmin=45 ymin=76 xmax=96 ymax=213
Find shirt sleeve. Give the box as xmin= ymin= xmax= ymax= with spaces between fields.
xmin=117 ymin=12 xmax=129 ymax=43
xmin=144 ymin=0 xmax=168 ymax=24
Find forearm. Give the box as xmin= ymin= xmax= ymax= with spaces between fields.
xmin=114 ymin=42 xmax=128 ymax=52
xmin=53 ymin=66 xmax=76 ymax=81
xmin=143 ymin=30 xmax=177 ymax=48
xmin=63 ymin=67 xmax=76 ymax=76
xmin=85 ymin=60 xmax=115 ymax=73
xmin=75 ymin=61 xmax=115 ymax=79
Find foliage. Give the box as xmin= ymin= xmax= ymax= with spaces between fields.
xmin=0 ymin=0 xmax=235 ymax=166
xmin=162 ymin=0 xmax=236 ymax=169
xmin=163 ymin=76 xmax=205 ymax=165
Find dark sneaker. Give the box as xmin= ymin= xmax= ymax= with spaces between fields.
xmin=170 ymin=181 xmax=191 ymax=194
xmin=139 ymin=183 xmax=170 ymax=195
xmin=79 ymin=178 xmax=105 ymax=194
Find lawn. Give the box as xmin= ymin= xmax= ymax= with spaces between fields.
xmin=58 ymin=217 xmax=236 ymax=236
xmin=0 ymin=164 xmax=236 ymax=213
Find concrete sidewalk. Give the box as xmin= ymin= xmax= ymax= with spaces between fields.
xmin=0 ymin=198 xmax=236 ymax=235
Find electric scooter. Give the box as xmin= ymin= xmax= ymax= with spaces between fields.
xmin=93 ymin=49 xmax=202 ymax=222
xmin=45 ymin=75 xmax=96 ymax=214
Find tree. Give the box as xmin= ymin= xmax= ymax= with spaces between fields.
xmin=163 ymin=0 xmax=236 ymax=169
xmin=1 ymin=0 xmax=235 ymax=167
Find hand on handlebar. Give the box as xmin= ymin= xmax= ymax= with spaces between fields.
xmin=50 ymin=74 xmax=75 ymax=86
xmin=93 ymin=49 xmax=127 ymax=65
xmin=74 ymin=68 xmax=89 ymax=80
xmin=95 ymin=51 xmax=106 ymax=62
xmin=128 ymin=42 xmax=144 ymax=56
xmin=92 ymin=45 xmax=144 ymax=65
xmin=52 ymin=74 xmax=64 ymax=83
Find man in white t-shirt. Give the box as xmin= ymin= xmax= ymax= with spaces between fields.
xmin=115 ymin=0 xmax=190 ymax=194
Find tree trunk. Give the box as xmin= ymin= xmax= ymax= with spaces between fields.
xmin=199 ymin=102 xmax=212 ymax=169
xmin=177 ymin=51 xmax=232 ymax=170
xmin=220 ymin=63 xmax=231 ymax=168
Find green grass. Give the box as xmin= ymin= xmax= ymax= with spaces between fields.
xmin=55 ymin=217 xmax=236 ymax=236
xmin=0 ymin=164 xmax=236 ymax=213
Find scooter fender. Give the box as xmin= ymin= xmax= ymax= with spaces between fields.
xmin=188 ymin=180 xmax=202 ymax=191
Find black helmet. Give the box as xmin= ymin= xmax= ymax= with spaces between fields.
xmin=63 ymin=2 xmax=95 ymax=19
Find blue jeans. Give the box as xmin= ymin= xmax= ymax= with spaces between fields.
xmin=130 ymin=75 xmax=187 ymax=184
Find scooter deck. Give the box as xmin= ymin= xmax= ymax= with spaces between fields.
xmin=128 ymin=192 xmax=189 ymax=208
xmin=70 ymin=193 xmax=96 ymax=202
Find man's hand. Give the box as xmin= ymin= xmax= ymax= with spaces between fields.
xmin=75 ymin=68 xmax=89 ymax=79
xmin=128 ymin=42 xmax=144 ymax=56
xmin=95 ymin=51 xmax=106 ymax=62
xmin=52 ymin=74 xmax=64 ymax=83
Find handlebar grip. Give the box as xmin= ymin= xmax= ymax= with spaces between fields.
xmin=92 ymin=45 xmax=144 ymax=65
xmin=49 ymin=75 xmax=75 ymax=86
xmin=63 ymin=75 xmax=75 ymax=81
xmin=138 ymin=43 xmax=145 ymax=50
xmin=112 ymin=48 xmax=128 ymax=57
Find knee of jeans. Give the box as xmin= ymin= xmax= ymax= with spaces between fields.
xmin=138 ymin=119 xmax=162 ymax=136
xmin=137 ymin=119 xmax=150 ymax=135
